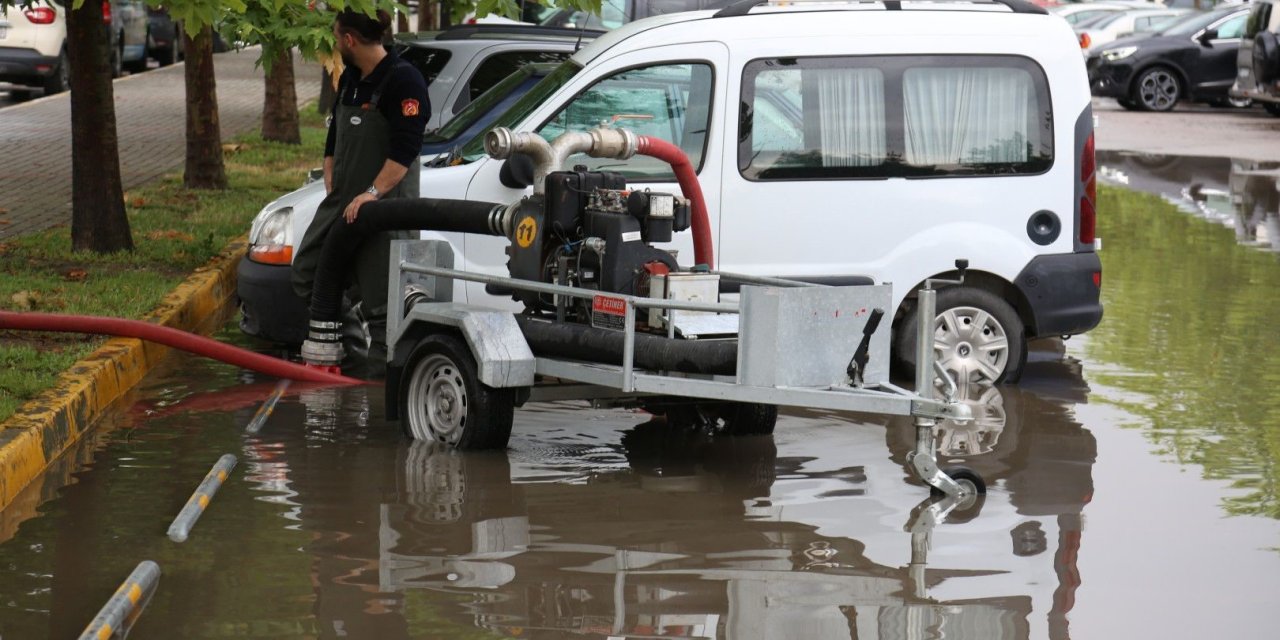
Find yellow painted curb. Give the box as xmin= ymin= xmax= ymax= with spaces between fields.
xmin=0 ymin=235 xmax=249 ymax=518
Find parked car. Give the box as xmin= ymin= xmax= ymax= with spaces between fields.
xmin=0 ymin=0 xmax=70 ymax=96
xmin=420 ymin=63 xmax=559 ymax=159
xmin=239 ymin=26 xmax=601 ymax=344
xmin=393 ymin=24 xmax=603 ymax=131
xmin=1089 ymin=5 xmax=1252 ymax=110
xmin=1050 ymin=1 xmax=1162 ymax=27
xmin=1231 ymin=0 xmax=1280 ymax=116
xmin=540 ymin=0 xmax=737 ymax=30
xmin=243 ymin=0 xmax=1103 ymax=385
xmin=146 ymin=5 xmax=181 ymax=66
xmin=1075 ymin=7 xmax=1187 ymax=54
xmin=109 ymin=0 xmax=147 ymax=75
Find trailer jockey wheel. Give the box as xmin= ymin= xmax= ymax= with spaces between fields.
xmin=930 ymin=465 xmax=987 ymax=521
xmin=400 ymin=334 xmax=515 ymax=450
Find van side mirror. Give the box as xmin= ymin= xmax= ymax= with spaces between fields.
xmin=1198 ymin=28 xmax=1217 ymax=46
xmin=499 ymin=153 xmax=536 ymax=190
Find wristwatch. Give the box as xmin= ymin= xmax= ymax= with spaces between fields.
xmin=365 ymin=185 xmax=380 ymax=198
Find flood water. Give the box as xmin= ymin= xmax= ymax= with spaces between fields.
xmin=2 ymin=154 xmax=1280 ymax=639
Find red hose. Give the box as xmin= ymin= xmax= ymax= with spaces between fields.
xmin=0 ymin=311 xmax=363 ymax=385
xmin=636 ymin=136 xmax=715 ymax=269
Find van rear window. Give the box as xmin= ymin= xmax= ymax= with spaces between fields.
xmin=739 ymin=55 xmax=1054 ymax=181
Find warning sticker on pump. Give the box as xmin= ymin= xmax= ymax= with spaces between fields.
xmin=591 ymin=295 xmax=627 ymax=331
xmin=515 ymin=216 xmax=537 ymax=248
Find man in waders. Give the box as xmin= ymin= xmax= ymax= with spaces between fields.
xmin=292 ymin=9 xmax=428 ymax=370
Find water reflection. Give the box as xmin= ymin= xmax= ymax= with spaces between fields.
xmin=1087 ymin=162 xmax=1280 ymax=519
xmin=352 ymin=381 xmax=1092 ymax=639
xmin=1097 ymin=151 xmax=1280 ymax=252
xmin=0 ymin=338 xmax=1101 ymax=639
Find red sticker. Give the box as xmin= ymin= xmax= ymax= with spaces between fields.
xmin=401 ymin=99 xmax=420 ymax=117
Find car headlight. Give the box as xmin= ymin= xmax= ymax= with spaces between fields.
xmin=248 ymin=206 xmax=294 ymax=265
xmin=1101 ymin=46 xmax=1138 ymax=62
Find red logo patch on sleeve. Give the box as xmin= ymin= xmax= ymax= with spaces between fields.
xmin=401 ymin=99 xmax=420 ymax=117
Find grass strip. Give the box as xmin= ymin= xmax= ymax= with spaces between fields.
xmin=0 ymin=108 xmax=326 ymax=422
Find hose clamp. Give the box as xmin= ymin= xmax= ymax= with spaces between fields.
xmin=308 ymin=319 xmax=342 ymax=331
xmin=301 ymin=339 xmax=345 ymax=366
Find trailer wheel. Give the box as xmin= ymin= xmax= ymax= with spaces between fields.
xmin=931 ymin=466 xmax=986 ymax=497
xmin=931 ymin=465 xmax=987 ymax=521
xmin=400 ymin=334 xmax=514 ymax=450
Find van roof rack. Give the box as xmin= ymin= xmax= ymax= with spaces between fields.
xmin=433 ymin=24 xmax=608 ymax=41
xmin=713 ymin=0 xmax=1047 ymax=18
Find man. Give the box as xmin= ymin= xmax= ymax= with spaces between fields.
xmin=292 ymin=8 xmax=429 ymax=363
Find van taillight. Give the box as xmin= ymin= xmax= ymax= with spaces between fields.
xmin=102 ymin=1 xmax=111 ymax=24
xmin=24 ymin=7 xmax=55 ymax=24
xmin=1080 ymin=132 xmax=1096 ymax=245
xmin=1079 ymin=33 xmax=1091 ymax=49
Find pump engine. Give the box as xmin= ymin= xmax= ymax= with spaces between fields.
xmin=502 ymin=167 xmax=692 ymax=321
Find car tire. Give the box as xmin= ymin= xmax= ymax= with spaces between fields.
xmin=1254 ymin=31 xmax=1279 ymax=84
xmin=1265 ymin=103 xmax=1280 ymax=118
xmin=399 ymin=333 xmax=515 ymax=450
xmin=1117 ymin=98 xmax=1140 ymax=111
xmin=1131 ymin=66 xmax=1181 ymax=112
xmin=42 ymin=51 xmax=69 ymax=94
xmin=895 ymin=286 xmax=1026 ymax=385
xmin=155 ymin=37 xmax=177 ymax=66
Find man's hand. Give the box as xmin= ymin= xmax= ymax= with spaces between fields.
xmin=344 ymin=191 xmax=377 ymax=223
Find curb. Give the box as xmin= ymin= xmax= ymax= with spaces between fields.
xmin=0 ymin=236 xmax=248 ymax=516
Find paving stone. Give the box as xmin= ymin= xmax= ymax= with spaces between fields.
xmin=0 ymin=49 xmax=322 ymax=240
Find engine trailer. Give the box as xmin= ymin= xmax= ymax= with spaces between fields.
xmin=301 ymin=125 xmax=987 ymax=505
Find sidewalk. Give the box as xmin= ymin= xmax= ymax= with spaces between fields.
xmin=0 ymin=49 xmax=322 ymax=239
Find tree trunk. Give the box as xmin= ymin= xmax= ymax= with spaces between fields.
xmin=318 ymin=68 xmax=337 ymax=114
xmin=397 ymin=9 xmax=410 ymax=33
xmin=440 ymin=0 xmax=453 ymax=28
xmin=66 ymin=0 xmax=132 ymax=252
xmin=417 ymin=1 xmax=432 ymax=31
xmin=182 ymin=24 xmax=227 ymax=189
xmin=262 ymin=47 xmax=300 ymax=144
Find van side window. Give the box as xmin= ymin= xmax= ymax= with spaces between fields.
xmin=740 ymin=56 xmax=1053 ymax=180
xmin=538 ymin=63 xmax=715 ymax=180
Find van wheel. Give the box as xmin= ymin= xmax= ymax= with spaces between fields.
xmin=1132 ymin=66 xmax=1180 ymax=112
xmin=400 ymin=334 xmax=515 ymax=450
xmin=895 ymin=286 xmax=1026 ymax=385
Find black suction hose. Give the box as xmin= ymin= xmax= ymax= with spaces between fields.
xmin=309 ymin=198 xmax=505 ymax=324
xmin=515 ymin=316 xmax=737 ymax=376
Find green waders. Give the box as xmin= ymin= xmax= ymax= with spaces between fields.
xmin=291 ymin=70 xmax=418 ymax=358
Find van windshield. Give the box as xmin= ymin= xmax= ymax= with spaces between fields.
xmin=459 ymin=60 xmax=582 ymax=163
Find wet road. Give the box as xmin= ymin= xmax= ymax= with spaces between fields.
xmin=2 ymin=154 xmax=1280 ymax=638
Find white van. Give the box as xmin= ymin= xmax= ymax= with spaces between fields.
xmin=244 ymin=0 xmax=1103 ymax=384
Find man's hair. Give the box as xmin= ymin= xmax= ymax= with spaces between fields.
xmin=335 ymin=9 xmax=392 ymax=44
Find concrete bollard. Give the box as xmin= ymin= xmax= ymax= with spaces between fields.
xmin=77 ymin=560 xmax=160 ymax=640
xmin=166 ymin=454 xmax=237 ymax=543
xmin=245 ymin=379 xmax=291 ymax=434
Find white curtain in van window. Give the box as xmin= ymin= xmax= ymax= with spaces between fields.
xmin=816 ymin=68 xmax=885 ymax=167
xmin=903 ymin=68 xmax=1033 ymax=166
